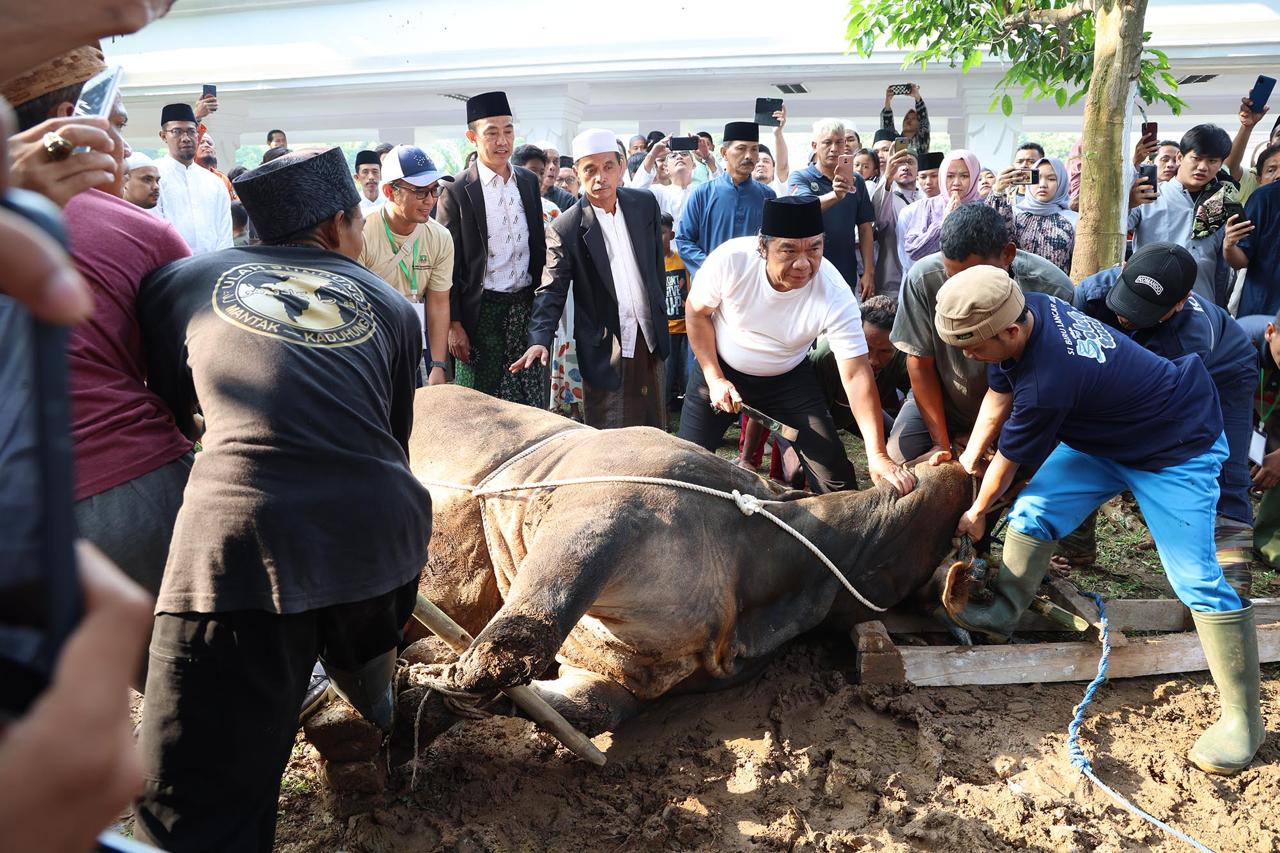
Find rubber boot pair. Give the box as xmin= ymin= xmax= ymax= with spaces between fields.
xmin=1189 ymin=604 xmax=1266 ymax=775
xmin=948 ymin=528 xmax=1058 ymax=641
xmin=322 ymin=649 xmax=397 ymax=732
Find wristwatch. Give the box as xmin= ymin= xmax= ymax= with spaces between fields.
xmin=429 ymin=360 xmax=448 ymax=371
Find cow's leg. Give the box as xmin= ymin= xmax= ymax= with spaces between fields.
xmin=525 ymin=665 xmax=640 ymax=736
xmin=448 ymin=505 xmax=623 ymax=696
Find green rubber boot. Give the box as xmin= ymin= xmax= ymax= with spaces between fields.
xmin=1188 ymin=604 xmax=1266 ymax=776
xmin=951 ymin=529 xmax=1058 ymax=641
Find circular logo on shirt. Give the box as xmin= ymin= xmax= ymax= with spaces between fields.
xmin=211 ymin=263 xmax=376 ymax=347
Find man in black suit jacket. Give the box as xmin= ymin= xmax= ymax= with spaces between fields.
xmin=436 ymin=90 xmax=547 ymax=407
xmin=513 ymin=128 xmax=671 ymax=428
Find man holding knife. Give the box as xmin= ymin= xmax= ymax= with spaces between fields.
xmin=677 ymin=196 xmax=916 ymax=495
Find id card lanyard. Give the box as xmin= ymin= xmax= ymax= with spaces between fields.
xmin=382 ymin=210 xmax=419 ymax=299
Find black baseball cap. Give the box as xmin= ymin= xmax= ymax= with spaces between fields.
xmin=1105 ymin=242 xmax=1197 ymax=328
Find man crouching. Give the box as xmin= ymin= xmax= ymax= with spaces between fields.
xmin=133 ymin=148 xmax=431 ymax=851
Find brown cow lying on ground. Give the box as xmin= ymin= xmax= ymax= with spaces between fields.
xmin=400 ymin=386 xmax=971 ymax=748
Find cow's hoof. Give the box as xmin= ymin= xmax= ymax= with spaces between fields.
xmin=453 ymin=614 xmax=560 ymax=694
xmin=400 ymin=636 xmax=459 ymax=668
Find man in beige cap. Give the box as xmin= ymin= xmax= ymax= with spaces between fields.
xmin=935 ymin=265 xmax=1264 ymax=778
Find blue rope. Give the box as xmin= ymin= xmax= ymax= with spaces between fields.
xmin=1065 ymin=592 xmax=1218 ymax=853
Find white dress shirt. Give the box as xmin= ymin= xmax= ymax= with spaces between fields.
xmin=591 ymin=201 xmax=655 ymax=358
xmin=477 ymin=160 xmax=531 ymax=293
xmin=359 ymin=194 xmax=386 ymax=214
xmin=154 ymin=155 xmax=233 ymax=255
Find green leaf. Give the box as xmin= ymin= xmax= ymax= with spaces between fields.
xmin=1055 ymin=88 xmax=1067 ymax=108
xmin=1001 ymin=94 xmax=1014 ymax=116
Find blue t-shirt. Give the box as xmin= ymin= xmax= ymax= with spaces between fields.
xmin=1237 ymin=180 xmax=1280 ymax=318
xmin=1074 ymin=267 xmax=1256 ymax=392
xmin=990 ymin=292 xmax=1222 ymax=471
xmin=786 ymin=165 xmax=874 ymax=291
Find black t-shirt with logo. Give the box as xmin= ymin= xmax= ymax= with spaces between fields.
xmin=138 ymin=246 xmax=430 ymax=614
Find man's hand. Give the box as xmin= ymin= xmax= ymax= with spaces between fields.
xmin=1252 ymin=449 xmax=1280 ymax=490
xmin=509 ymin=345 xmax=549 ymax=372
xmin=8 ymin=116 xmax=119 ymax=207
xmin=993 ymin=165 xmax=1026 ymax=194
xmin=956 ymin=505 xmax=987 ymax=540
xmin=910 ymin=83 xmax=922 ymax=100
xmin=858 ymin=269 xmax=875 ymax=301
xmin=1128 ymin=176 xmax=1158 ymax=208
xmin=447 ymin=322 xmax=471 ymax=363
xmin=1239 ymin=96 xmax=1270 ymax=130
xmin=830 ymin=174 xmax=850 ymax=201
xmin=885 ymin=148 xmax=915 ymax=177
xmin=194 ymin=95 xmax=219 ymax=120
xmin=773 ymin=104 xmax=787 ymax=130
xmin=868 ymin=453 xmax=916 ymax=495
xmin=957 ymin=445 xmax=990 ymax=477
xmin=1224 ymin=214 xmax=1254 ymax=253
xmin=650 ymin=137 xmax=670 ymax=160
xmin=695 ymin=136 xmax=715 ymax=166
xmin=1132 ymin=134 xmax=1159 ymax=168
xmin=706 ymin=376 xmax=742 ymax=413
xmin=428 ymin=366 xmax=448 ymax=386
xmin=0 ymin=542 xmax=152 ymax=853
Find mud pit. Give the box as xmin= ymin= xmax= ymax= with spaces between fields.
xmin=274 ymin=637 xmax=1280 ymax=853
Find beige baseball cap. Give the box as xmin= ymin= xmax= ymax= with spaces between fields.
xmin=934 ymin=266 xmax=1026 ymax=347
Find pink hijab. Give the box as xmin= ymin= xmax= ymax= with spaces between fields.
xmin=902 ymin=149 xmax=982 ymax=260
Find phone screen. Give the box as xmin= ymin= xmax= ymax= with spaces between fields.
xmin=0 ymin=190 xmax=79 ymax=721
xmin=202 ymin=84 xmax=217 ymax=100
xmin=669 ymin=136 xmax=699 ymax=152
xmin=72 ymin=66 xmax=123 ymax=120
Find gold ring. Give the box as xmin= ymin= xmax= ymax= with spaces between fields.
xmin=42 ymin=131 xmax=74 ymax=162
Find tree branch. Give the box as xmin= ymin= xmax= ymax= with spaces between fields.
xmin=1001 ymin=1 xmax=1093 ymax=31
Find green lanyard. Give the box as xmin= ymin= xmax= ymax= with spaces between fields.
xmin=381 ymin=210 xmax=419 ymax=297
xmin=1259 ymin=368 xmax=1279 ymax=430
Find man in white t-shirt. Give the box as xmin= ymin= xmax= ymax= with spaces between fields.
xmin=677 ymin=196 xmax=917 ymax=495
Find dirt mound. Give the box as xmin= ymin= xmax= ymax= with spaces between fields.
xmin=274 ymin=636 xmax=1280 ymax=852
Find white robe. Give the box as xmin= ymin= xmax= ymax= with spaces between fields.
xmin=155 ymin=155 xmax=233 ymax=255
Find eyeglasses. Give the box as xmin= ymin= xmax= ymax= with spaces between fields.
xmin=393 ymin=182 xmax=442 ymax=200
xmin=163 ymin=128 xmax=199 ymax=139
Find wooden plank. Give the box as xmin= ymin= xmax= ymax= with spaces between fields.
xmin=881 ymin=598 xmax=1280 ymax=635
xmin=895 ymin=622 xmax=1280 ymax=687
xmin=854 ymin=621 xmax=906 ymax=684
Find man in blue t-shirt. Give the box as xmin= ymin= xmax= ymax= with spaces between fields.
xmin=934 ymin=266 xmax=1263 ymax=778
xmin=787 ymin=118 xmax=876 ymax=298
xmin=1075 ymin=242 xmax=1257 ymax=596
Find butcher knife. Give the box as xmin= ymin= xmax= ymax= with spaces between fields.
xmin=740 ymin=404 xmax=800 ymax=442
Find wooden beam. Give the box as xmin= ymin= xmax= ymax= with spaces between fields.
xmin=882 ymin=598 xmax=1279 ymax=635
xmin=854 ymin=620 xmax=906 ymax=684
xmin=894 ymin=622 xmax=1280 ymax=687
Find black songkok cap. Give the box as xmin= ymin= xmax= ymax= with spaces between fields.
xmin=466 ymin=91 xmax=513 ymax=124
xmin=558 ymin=155 xmax=574 ymax=169
xmin=873 ymin=128 xmax=897 ymax=144
xmin=722 ymin=121 xmax=759 ymax=143
xmin=233 ymin=147 xmax=361 ymax=244
xmin=160 ymin=103 xmax=196 ymax=125
xmin=762 ymin=196 xmax=824 ymax=239
xmin=918 ymin=151 xmax=945 ymax=171
xmin=354 ymin=149 xmax=380 ymax=168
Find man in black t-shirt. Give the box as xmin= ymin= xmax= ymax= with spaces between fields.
xmin=133 ymin=148 xmax=431 ymax=852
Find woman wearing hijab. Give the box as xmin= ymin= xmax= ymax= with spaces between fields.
xmin=901 ymin=149 xmax=981 ymax=262
xmin=986 ymin=156 xmax=1078 ymax=274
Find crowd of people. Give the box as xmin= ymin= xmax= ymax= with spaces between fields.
xmin=0 ymin=10 xmax=1277 ymax=850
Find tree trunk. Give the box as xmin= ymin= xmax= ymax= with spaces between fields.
xmin=1069 ymin=0 xmax=1149 ymax=283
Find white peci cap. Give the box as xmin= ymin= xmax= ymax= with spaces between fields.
xmin=571 ymin=128 xmax=620 ymax=163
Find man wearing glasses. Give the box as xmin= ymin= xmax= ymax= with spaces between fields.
xmin=155 ymin=102 xmax=233 ymax=254
xmin=358 ymin=144 xmax=454 ymax=386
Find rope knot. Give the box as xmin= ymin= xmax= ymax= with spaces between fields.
xmin=732 ymin=489 xmax=763 ymax=516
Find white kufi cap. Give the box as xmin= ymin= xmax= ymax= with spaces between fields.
xmin=571 ymin=128 xmax=619 ymax=162
xmin=124 ymin=151 xmax=154 ymax=171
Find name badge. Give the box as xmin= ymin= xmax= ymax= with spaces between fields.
xmin=1250 ymin=428 xmax=1266 ymax=466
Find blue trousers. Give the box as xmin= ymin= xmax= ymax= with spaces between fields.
xmin=1008 ymin=435 xmax=1242 ymax=613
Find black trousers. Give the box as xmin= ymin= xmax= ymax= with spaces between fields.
xmin=678 ymin=357 xmax=858 ymax=493
xmin=134 ymin=580 xmax=417 ymax=853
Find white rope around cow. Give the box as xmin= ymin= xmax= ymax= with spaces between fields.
xmin=417 ymin=430 xmax=887 ymax=614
